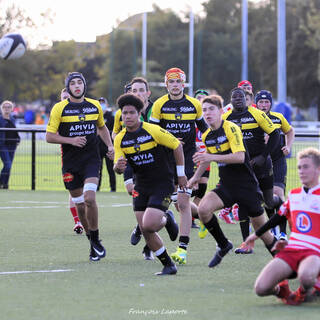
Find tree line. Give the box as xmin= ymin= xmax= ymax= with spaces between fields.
xmin=0 ymin=0 xmax=320 ymax=118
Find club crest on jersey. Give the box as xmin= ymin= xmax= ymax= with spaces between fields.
xmin=296 ymin=212 xmax=312 ymax=233
xmin=175 ymin=112 xmax=182 ymax=121
xmin=78 ymin=113 xmax=86 ymax=122
xmin=134 ymin=143 xmax=141 ymax=153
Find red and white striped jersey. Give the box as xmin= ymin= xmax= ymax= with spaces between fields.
xmin=278 ymin=184 xmax=320 ymax=253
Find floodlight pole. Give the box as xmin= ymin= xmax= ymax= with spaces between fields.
xmin=142 ymin=13 xmax=147 ymax=77
xmin=188 ymin=11 xmax=194 ymax=96
xmin=241 ymin=0 xmax=248 ymax=81
xmin=277 ymin=0 xmax=287 ymax=103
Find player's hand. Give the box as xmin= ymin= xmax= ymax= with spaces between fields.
xmin=177 ymin=175 xmax=188 ymax=190
xmin=271 ymin=239 xmax=288 ymax=253
xmin=250 ymin=155 xmax=265 ymax=167
xmin=193 ymin=152 xmax=211 ymax=164
xmin=177 ymin=137 xmax=185 ymax=145
xmin=187 ymin=176 xmax=199 ymax=189
xmin=114 ymin=156 xmax=127 ymax=174
xmin=244 ymin=233 xmax=258 ymax=248
xmin=282 ymin=146 xmax=290 ymax=156
xmin=71 ymin=136 xmax=87 ymax=147
xmin=107 ymin=146 xmax=114 ymax=160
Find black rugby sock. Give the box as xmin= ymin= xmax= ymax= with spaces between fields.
xmin=239 ymin=218 xmax=250 ymax=241
xmin=204 ymin=215 xmax=229 ymax=249
xmin=178 ymin=236 xmax=189 ymax=250
xmin=157 ymin=250 xmax=173 ymax=267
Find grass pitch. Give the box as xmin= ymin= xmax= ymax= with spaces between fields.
xmin=0 ymin=190 xmax=319 ymax=320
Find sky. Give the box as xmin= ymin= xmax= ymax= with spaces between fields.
xmin=3 ymin=0 xmax=207 ymax=47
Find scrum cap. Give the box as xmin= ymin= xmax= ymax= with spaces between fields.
xmin=165 ymin=67 xmax=186 ymax=83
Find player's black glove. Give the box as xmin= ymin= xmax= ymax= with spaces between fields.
xmin=250 ymin=155 xmax=266 ymax=167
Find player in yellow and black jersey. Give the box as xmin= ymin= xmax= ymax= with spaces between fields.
xmin=222 ymin=87 xmax=281 ymax=252
xmin=187 ymin=95 xmax=277 ymax=268
xmin=46 ymin=72 xmax=114 ymax=262
xmin=255 ymin=90 xmax=295 ymax=240
xmin=114 ymin=93 xmax=187 ymax=276
xmin=149 ymin=67 xmax=208 ymax=264
xmin=113 ymin=78 xmax=155 ymax=260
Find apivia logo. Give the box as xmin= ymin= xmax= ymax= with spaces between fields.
xmin=83 ymin=107 xmax=97 ymax=113
xmin=296 ymin=212 xmax=312 ymax=233
xmin=137 ymin=135 xmax=151 ymax=143
xmin=70 ymin=123 xmax=95 ymax=131
xmin=166 ymin=123 xmax=190 ymax=129
xmin=132 ymin=152 xmax=153 ymax=162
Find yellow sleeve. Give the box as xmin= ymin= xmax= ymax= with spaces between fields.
xmin=46 ymin=102 xmax=64 ymax=133
xmin=94 ymin=100 xmax=105 ymax=128
xmin=143 ymin=122 xmax=180 ymax=150
xmin=278 ymin=113 xmax=292 ymax=134
xmin=224 ymin=121 xmax=246 ymax=153
xmin=113 ymin=109 xmax=122 ymax=134
xmin=250 ymin=107 xmax=275 ymax=135
xmin=194 ymin=99 xmax=203 ymax=120
xmin=113 ymin=130 xmax=126 ymax=163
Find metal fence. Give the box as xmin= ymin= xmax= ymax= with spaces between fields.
xmin=0 ymin=127 xmax=319 ymax=192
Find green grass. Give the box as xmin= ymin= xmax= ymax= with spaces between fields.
xmin=7 ymin=138 xmax=318 ymax=192
xmin=0 ymin=191 xmax=319 ymax=320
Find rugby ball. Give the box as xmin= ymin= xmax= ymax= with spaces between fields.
xmin=0 ymin=33 xmax=26 ymax=60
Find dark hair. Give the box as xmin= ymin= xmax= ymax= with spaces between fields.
xmin=131 ymin=77 xmax=149 ymax=91
xmin=202 ymin=95 xmax=224 ymax=109
xmin=117 ymin=93 xmax=144 ymax=112
xmin=230 ymin=87 xmax=245 ymax=96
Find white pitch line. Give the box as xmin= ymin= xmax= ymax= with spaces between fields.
xmin=0 ymin=269 xmax=73 ymax=275
xmin=10 ymin=201 xmax=61 ymax=204
xmin=111 ymin=203 xmax=132 ymax=207
xmin=0 ymin=206 xmax=60 ymax=210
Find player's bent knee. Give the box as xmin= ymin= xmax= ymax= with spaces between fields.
xmin=71 ymin=194 xmax=85 ymax=204
xmin=254 ymin=282 xmax=269 ymax=297
xmin=299 ymin=273 xmax=316 ymax=289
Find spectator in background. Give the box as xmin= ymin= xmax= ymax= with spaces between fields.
xmin=274 ymin=102 xmax=292 ymax=124
xmin=24 ymin=106 xmax=35 ymax=124
xmin=97 ymin=97 xmax=116 ymax=192
xmin=295 ymin=108 xmax=305 ymax=121
xmin=0 ymin=100 xmax=20 ymax=189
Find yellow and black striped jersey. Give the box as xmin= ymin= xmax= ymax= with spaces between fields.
xmin=150 ymin=94 xmax=206 ymax=154
xmin=114 ymin=122 xmax=180 ymax=186
xmin=47 ymin=97 xmax=104 ymax=166
xmin=222 ymin=106 xmax=276 ymax=158
xmin=268 ymin=111 xmax=292 ymax=160
xmin=202 ymin=120 xmax=257 ymax=184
